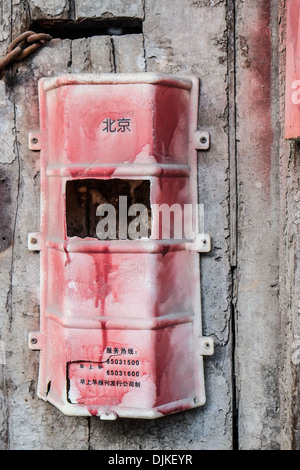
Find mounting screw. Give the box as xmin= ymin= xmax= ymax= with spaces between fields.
xmin=29 ymin=331 xmax=41 ymax=350
xmin=201 ymin=337 xmax=214 ymax=356
xmin=29 ymin=132 xmax=41 ymax=150
xmin=28 ymin=232 xmax=41 ymax=251
xmin=194 ymin=131 xmax=210 ymax=150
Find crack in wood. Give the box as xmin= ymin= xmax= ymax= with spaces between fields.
xmin=29 ymin=17 xmax=143 ymax=40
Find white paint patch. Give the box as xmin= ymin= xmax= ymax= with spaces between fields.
xmin=0 ymin=341 xmax=6 ymax=365
xmin=68 ymin=280 xmax=77 ymax=290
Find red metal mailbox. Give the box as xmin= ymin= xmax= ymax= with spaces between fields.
xmin=28 ymin=73 xmax=213 ymax=419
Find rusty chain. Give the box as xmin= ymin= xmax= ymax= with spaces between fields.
xmin=0 ymin=31 xmax=52 ymax=72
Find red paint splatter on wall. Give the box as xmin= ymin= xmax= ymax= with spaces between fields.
xmin=237 ymin=0 xmax=273 ymax=194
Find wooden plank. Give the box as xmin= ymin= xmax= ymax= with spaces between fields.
xmin=235 ymin=0 xmax=281 ymax=449
xmin=0 ymin=0 xmax=14 ymax=451
xmin=278 ymin=0 xmax=300 ymax=449
xmin=0 ymin=0 xmax=232 ymax=450
xmin=227 ymin=0 xmax=237 ymax=268
xmin=0 ymin=4 xmax=94 ymax=448
xmin=74 ymin=0 xmax=144 ymax=20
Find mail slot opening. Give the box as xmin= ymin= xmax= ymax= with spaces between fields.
xmin=66 ymin=179 xmax=151 ymax=240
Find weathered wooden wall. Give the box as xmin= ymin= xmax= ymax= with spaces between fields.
xmin=278 ymin=0 xmax=300 ymax=451
xmin=235 ymin=0 xmax=281 ymax=449
xmin=0 ymin=0 xmax=284 ymax=450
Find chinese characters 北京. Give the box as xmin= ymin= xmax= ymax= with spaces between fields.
xmin=102 ymin=117 xmax=132 ymax=133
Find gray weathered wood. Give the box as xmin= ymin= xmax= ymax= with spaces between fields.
xmin=278 ymin=0 xmax=300 ymax=450
xmin=75 ymin=0 xmax=144 ymax=20
xmin=0 ymin=0 xmax=285 ymax=450
xmin=235 ymin=0 xmax=281 ymax=449
xmin=0 ymin=0 xmax=232 ymax=451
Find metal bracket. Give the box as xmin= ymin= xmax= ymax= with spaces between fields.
xmin=194 ymin=131 xmax=210 ymax=150
xmin=99 ymin=411 xmax=118 ymax=421
xmin=28 ymin=232 xmax=41 ymax=251
xmin=186 ymin=233 xmax=211 ymax=253
xmin=28 ymin=131 xmax=42 ymax=150
xmin=28 ymin=331 xmax=42 ymax=350
xmin=199 ymin=337 xmax=214 ymax=356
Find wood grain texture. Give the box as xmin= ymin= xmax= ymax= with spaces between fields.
xmin=0 ymin=0 xmax=282 ymax=450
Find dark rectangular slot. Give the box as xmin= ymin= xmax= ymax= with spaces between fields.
xmin=66 ymin=179 xmax=151 ymax=240
xmin=30 ymin=17 xmax=143 ymax=40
